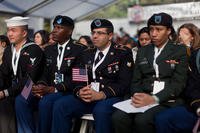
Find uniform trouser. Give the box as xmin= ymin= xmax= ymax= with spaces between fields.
xmin=112 ymin=105 xmax=167 ymax=133
xmin=155 ymin=106 xmax=198 ymax=133
xmin=38 ymin=93 xmax=63 ymax=133
xmin=0 ymin=97 xmax=16 ymax=133
xmin=51 ymin=95 xmax=121 ymax=133
xmin=15 ymin=94 xmax=39 ymax=133
xmin=15 ymin=92 xmax=63 ymax=133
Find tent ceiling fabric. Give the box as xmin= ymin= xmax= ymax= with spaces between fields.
xmin=0 ymin=0 xmax=116 ymax=19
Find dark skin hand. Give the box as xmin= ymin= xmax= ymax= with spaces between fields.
xmin=32 ymin=84 xmax=55 ymax=98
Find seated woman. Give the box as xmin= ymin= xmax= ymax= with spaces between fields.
xmin=155 ymin=23 xmax=200 ymax=133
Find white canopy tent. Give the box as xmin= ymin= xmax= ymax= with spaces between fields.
xmin=0 ymin=0 xmax=117 ymax=20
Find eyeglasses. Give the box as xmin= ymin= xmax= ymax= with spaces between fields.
xmin=91 ymin=31 xmax=109 ymax=36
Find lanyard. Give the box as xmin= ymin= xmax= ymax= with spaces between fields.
xmin=11 ymin=42 xmax=35 ymax=76
xmin=153 ymin=43 xmax=167 ymax=78
xmin=12 ymin=47 xmax=22 ymax=76
xmin=92 ymin=52 xmax=106 ymax=80
xmin=92 ymin=44 xmax=111 ymax=80
xmin=57 ymin=40 xmax=69 ymax=71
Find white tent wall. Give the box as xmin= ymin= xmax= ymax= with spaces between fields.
xmin=0 ymin=0 xmax=117 ymax=19
xmin=28 ymin=16 xmax=44 ymax=32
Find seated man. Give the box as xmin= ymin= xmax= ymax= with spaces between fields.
xmin=0 ymin=16 xmax=44 ymax=133
xmin=51 ymin=18 xmax=134 ymax=133
xmin=15 ymin=15 xmax=86 ymax=133
xmin=112 ymin=12 xmax=188 ymax=133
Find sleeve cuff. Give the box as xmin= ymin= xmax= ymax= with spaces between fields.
xmin=55 ymin=83 xmax=66 ymax=92
xmin=100 ymin=91 xmax=106 ymax=99
xmin=197 ymin=108 xmax=200 ymax=116
xmin=37 ymin=80 xmax=48 ymax=86
xmin=3 ymin=89 xmax=9 ymax=97
xmin=73 ymin=86 xmax=84 ymax=95
xmin=55 ymin=88 xmax=58 ymax=93
xmin=152 ymin=95 xmax=160 ymax=103
xmin=102 ymin=86 xmax=116 ymax=98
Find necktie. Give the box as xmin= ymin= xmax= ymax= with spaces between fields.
xmin=14 ymin=54 xmax=17 ymax=65
xmin=58 ymin=46 xmax=63 ymax=59
xmin=95 ymin=52 xmax=104 ymax=65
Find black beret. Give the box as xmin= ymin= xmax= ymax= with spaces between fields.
xmin=53 ymin=15 xmax=74 ymax=28
xmin=91 ymin=19 xmax=114 ymax=32
xmin=147 ymin=12 xmax=173 ymax=28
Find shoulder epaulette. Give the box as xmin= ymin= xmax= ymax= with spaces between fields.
xmin=84 ymin=46 xmax=95 ymax=52
xmin=73 ymin=41 xmax=86 ymax=47
xmin=114 ymin=44 xmax=127 ymax=51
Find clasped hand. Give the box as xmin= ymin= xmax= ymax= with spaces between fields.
xmin=78 ymin=85 xmax=105 ymax=103
xmin=32 ymin=84 xmax=54 ymax=98
xmin=131 ymin=93 xmax=156 ymax=108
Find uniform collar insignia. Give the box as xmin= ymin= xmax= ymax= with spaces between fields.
xmin=67 ymin=47 xmax=70 ymax=50
xmin=127 ymin=62 xmax=132 ymax=67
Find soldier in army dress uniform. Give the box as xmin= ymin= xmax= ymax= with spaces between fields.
xmin=51 ymin=18 xmax=134 ymax=133
xmin=15 ymin=15 xmax=86 ymax=133
xmin=112 ymin=12 xmax=188 ymax=133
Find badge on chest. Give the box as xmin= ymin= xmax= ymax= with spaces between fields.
xmin=64 ymin=57 xmax=75 ymax=67
xmin=107 ymin=62 xmax=119 ymax=74
xmin=152 ymin=80 xmax=165 ymax=94
xmin=54 ymin=72 xmax=64 ymax=84
xmin=91 ymin=82 xmax=100 ymax=92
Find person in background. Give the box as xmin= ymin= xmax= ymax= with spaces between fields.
xmin=124 ymin=37 xmax=138 ymax=62
xmin=78 ymin=35 xmax=93 ymax=47
xmin=137 ymin=27 xmax=151 ymax=47
xmin=155 ymin=23 xmax=200 ymax=133
xmin=48 ymin=33 xmax=56 ymax=45
xmin=177 ymin=23 xmax=200 ymax=56
xmin=112 ymin=12 xmax=188 ymax=133
xmin=169 ymin=27 xmax=177 ymax=42
xmin=119 ymin=34 xmax=130 ymax=46
xmin=0 ymin=35 xmax=10 ymax=65
xmin=34 ymin=30 xmax=49 ymax=49
xmin=129 ymin=27 xmax=151 ymax=62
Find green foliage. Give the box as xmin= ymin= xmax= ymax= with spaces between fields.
xmin=0 ymin=17 xmax=9 ymax=35
xmin=83 ymin=0 xmax=184 ymax=20
xmin=84 ymin=0 xmax=132 ymax=19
